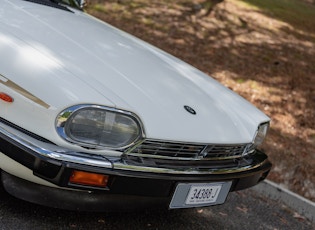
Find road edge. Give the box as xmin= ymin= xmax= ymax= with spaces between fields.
xmin=251 ymin=179 xmax=315 ymax=223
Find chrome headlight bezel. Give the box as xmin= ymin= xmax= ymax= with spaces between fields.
xmin=56 ymin=105 xmax=145 ymax=150
xmin=252 ymin=122 xmax=269 ymax=147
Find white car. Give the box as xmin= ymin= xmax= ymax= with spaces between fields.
xmin=0 ymin=0 xmax=271 ymax=211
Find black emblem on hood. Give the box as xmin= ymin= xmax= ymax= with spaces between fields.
xmin=184 ymin=105 xmax=196 ymax=115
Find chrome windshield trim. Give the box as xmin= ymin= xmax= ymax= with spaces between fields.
xmin=22 ymin=0 xmax=74 ymax=12
xmin=0 ymin=120 xmax=267 ymax=175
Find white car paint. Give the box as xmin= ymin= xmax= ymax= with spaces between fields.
xmin=0 ymin=1 xmax=272 ymax=211
xmin=0 ymin=0 xmax=269 ymax=154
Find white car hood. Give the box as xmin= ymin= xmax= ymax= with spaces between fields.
xmin=0 ymin=0 xmax=269 ymax=144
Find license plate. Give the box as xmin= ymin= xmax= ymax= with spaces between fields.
xmin=169 ymin=181 xmax=232 ymax=209
xmin=185 ymin=184 xmax=222 ymax=205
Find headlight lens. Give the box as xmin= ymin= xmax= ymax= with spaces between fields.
xmin=253 ymin=122 xmax=269 ymax=147
xmin=56 ymin=105 xmax=143 ymax=149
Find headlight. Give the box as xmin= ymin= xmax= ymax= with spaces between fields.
xmin=252 ymin=122 xmax=269 ymax=147
xmin=56 ymin=105 xmax=143 ymax=149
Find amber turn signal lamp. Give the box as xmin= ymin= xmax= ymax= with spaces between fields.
xmin=0 ymin=92 xmax=13 ymax=103
xmin=69 ymin=170 xmax=109 ymax=187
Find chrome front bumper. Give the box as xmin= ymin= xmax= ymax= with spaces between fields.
xmin=0 ymin=118 xmax=270 ymax=176
xmin=0 ymin=118 xmax=271 ymax=211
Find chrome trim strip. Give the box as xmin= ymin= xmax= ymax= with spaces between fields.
xmin=0 ymin=121 xmax=112 ymax=168
xmin=0 ymin=120 xmax=266 ymax=175
xmin=123 ymin=152 xmax=244 ymax=161
xmin=0 ymin=74 xmax=50 ymax=109
xmin=113 ymin=160 xmax=267 ymax=175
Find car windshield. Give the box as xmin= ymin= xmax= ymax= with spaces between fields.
xmin=58 ymin=0 xmax=82 ymax=9
xmin=23 ymin=0 xmax=82 ymax=10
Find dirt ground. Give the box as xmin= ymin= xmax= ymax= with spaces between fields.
xmin=86 ymin=0 xmax=315 ymax=201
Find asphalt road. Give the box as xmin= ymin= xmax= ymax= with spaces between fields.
xmin=0 ymin=185 xmax=313 ymax=230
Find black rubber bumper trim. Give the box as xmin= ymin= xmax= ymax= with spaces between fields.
xmin=1 ymin=162 xmax=271 ymax=211
xmin=0 ymin=121 xmax=272 ymax=205
xmin=0 ymin=130 xmax=271 ymax=193
xmin=1 ymin=172 xmax=170 ymax=212
xmin=0 ymin=124 xmax=271 ymax=184
xmin=0 ymin=137 xmax=271 ymax=211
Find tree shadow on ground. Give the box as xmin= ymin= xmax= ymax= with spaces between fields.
xmin=241 ymin=0 xmax=315 ymax=39
xmin=86 ymin=0 xmax=315 ymax=201
xmin=0 ymin=185 xmax=313 ymax=229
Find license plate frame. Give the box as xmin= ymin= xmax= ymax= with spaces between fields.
xmin=169 ymin=181 xmax=232 ymax=209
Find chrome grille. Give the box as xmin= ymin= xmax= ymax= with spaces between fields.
xmin=202 ymin=145 xmax=247 ymax=158
xmin=126 ymin=140 xmax=252 ymax=160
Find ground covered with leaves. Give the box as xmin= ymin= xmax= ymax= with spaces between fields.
xmin=86 ymin=0 xmax=315 ymax=201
